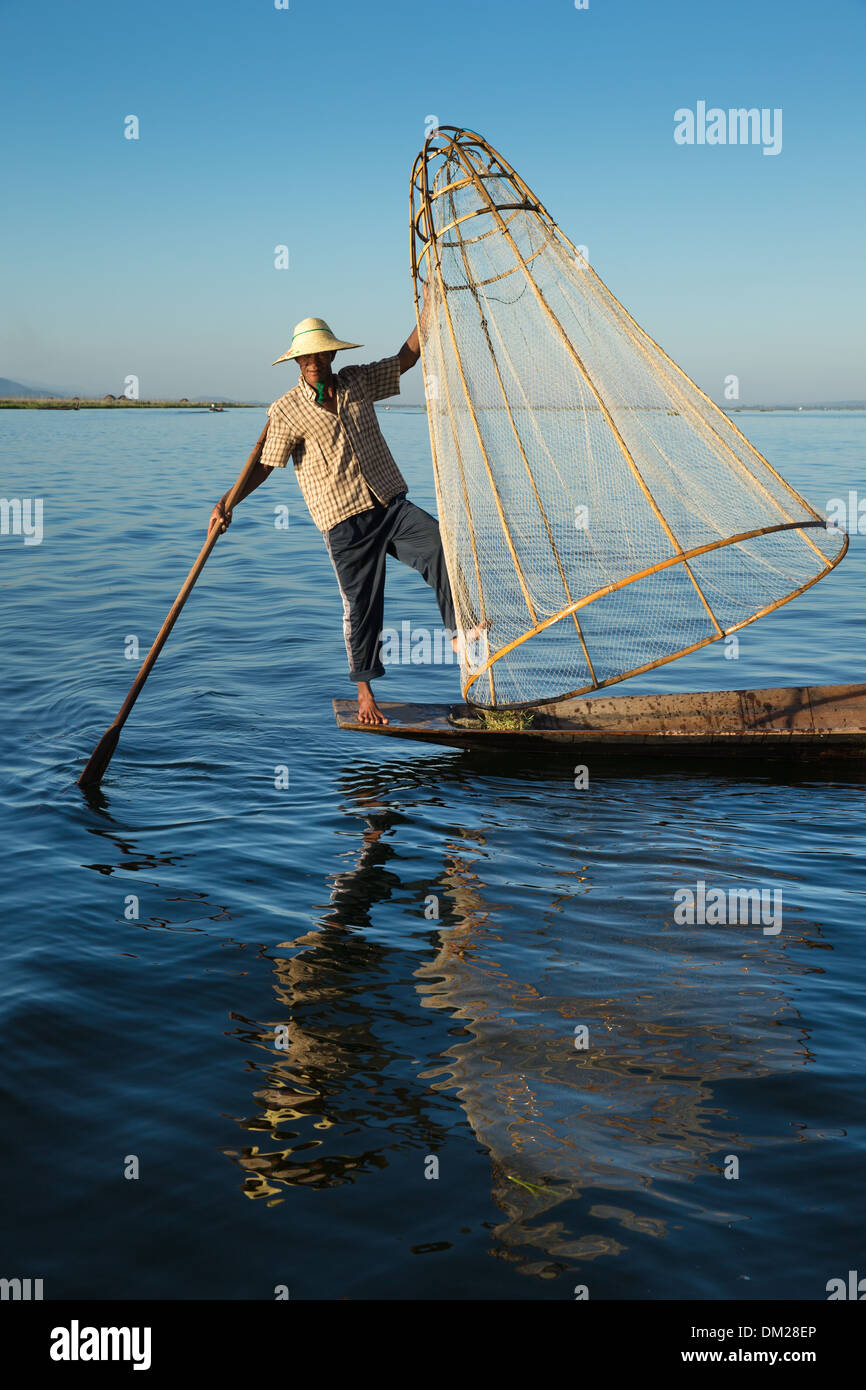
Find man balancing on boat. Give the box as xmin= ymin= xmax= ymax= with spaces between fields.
xmin=208 ymin=304 xmax=470 ymax=726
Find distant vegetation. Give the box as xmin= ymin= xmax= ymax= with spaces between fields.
xmin=0 ymin=398 xmax=261 ymax=409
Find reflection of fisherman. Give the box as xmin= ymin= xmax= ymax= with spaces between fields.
xmin=230 ymin=785 xmax=453 ymax=1202
xmin=209 ymin=294 xmax=471 ymax=727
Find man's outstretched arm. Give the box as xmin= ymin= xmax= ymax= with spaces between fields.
xmin=208 ymin=458 xmax=271 ymax=534
xmin=397 ymin=281 xmax=430 ymax=374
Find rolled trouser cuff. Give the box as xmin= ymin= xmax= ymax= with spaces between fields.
xmin=350 ymin=665 xmax=385 ymax=683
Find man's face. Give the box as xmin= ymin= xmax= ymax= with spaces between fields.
xmin=297 ymin=350 xmax=336 ymax=390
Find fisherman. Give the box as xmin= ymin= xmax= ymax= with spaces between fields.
xmin=208 ymin=304 xmax=458 ymax=726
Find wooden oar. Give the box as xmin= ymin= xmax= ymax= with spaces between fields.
xmin=77 ymin=423 xmax=269 ymax=790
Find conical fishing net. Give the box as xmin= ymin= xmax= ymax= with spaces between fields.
xmin=410 ymin=127 xmax=847 ymax=708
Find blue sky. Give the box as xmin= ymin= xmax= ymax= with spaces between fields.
xmin=1 ymin=0 xmax=863 ymax=404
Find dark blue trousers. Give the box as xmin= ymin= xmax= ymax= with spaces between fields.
xmin=324 ymin=493 xmax=457 ymax=683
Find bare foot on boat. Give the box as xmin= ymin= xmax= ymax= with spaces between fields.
xmin=357 ymin=682 xmax=389 ymax=725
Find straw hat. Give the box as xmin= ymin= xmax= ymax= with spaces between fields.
xmin=272 ymin=317 xmax=362 ymax=365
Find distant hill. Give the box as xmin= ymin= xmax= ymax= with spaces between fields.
xmin=0 ymin=377 xmax=67 ymax=399
xmin=0 ymin=381 xmax=248 ymax=404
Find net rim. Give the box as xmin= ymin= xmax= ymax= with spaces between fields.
xmin=461 ymin=521 xmax=848 ymax=706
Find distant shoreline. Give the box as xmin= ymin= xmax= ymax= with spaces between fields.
xmin=0 ymin=399 xmax=863 ymax=413
xmin=0 ymin=399 xmax=262 ymax=410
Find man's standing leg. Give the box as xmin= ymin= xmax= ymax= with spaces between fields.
xmin=325 ymin=506 xmax=391 ymax=725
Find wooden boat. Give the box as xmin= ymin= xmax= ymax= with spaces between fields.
xmin=333 ymin=682 xmax=866 ymax=761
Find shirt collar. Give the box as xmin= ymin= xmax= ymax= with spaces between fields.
xmin=296 ymin=368 xmax=340 ymax=403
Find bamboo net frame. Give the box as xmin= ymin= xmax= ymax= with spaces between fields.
xmin=410 ymin=127 xmax=847 ymax=708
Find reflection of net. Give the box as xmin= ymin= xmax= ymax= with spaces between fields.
xmin=410 ymin=128 xmax=847 ymax=708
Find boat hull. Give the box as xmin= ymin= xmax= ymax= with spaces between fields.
xmin=333 ymin=683 xmax=866 ymax=760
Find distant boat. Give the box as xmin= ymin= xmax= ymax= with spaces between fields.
xmin=208 ymin=403 xmax=225 ymax=413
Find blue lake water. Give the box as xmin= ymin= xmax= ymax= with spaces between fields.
xmin=1 ymin=406 xmax=864 ymax=1299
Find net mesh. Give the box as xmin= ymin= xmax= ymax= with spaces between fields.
xmin=410 ymin=128 xmax=846 ymax=708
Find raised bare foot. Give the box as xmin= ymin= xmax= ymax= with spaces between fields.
xmin=452 ymin=620 xmax=491 ymax=665
xmin=357 ymin=683 xmax=389 ymax=725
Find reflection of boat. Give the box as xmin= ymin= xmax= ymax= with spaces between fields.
xmin=412 ymin=840 xmax=797 ymax=1275
xmin=334 ymin=683 xmax=866 ymax=761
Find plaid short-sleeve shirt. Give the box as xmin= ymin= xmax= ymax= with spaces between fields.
xmin=261 ymin=355 xmax=407 ymax=532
